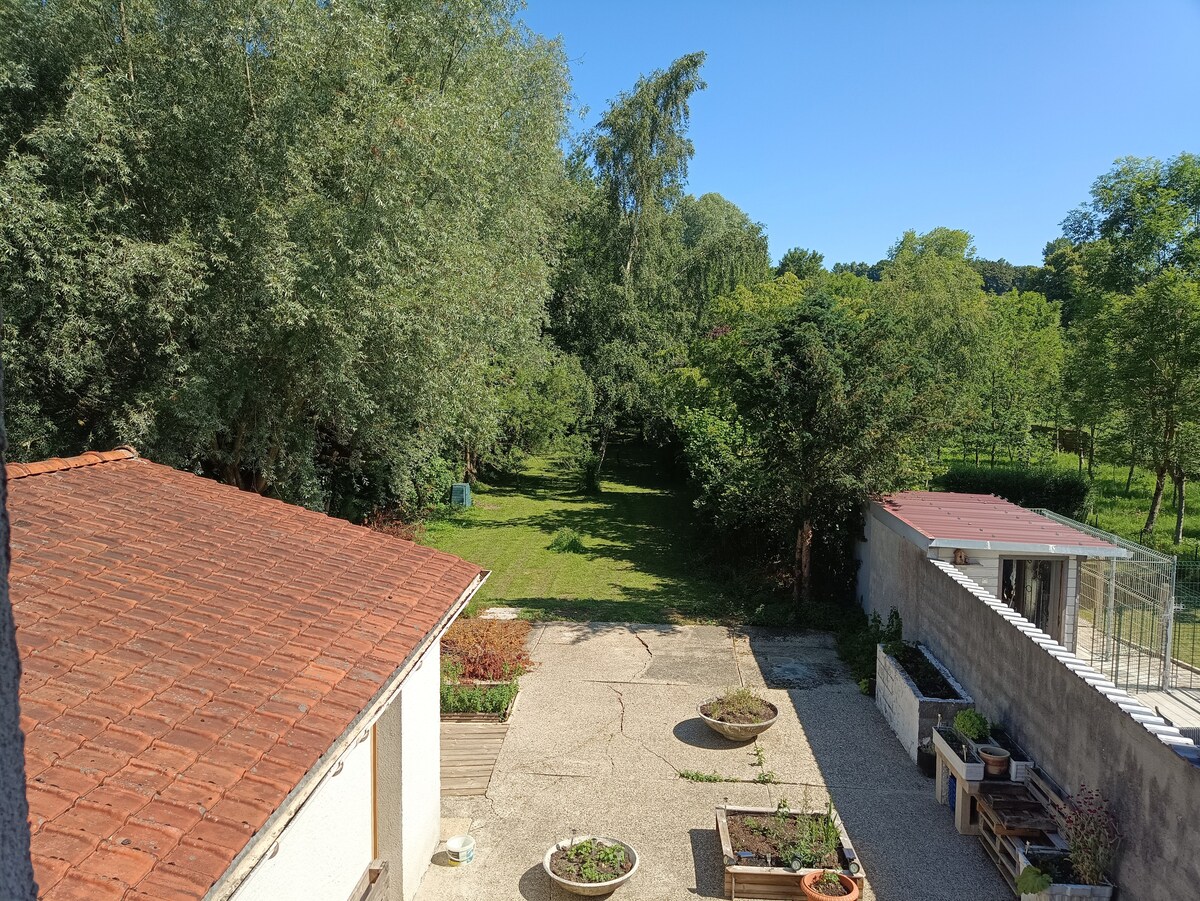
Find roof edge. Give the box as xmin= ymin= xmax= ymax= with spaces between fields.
xmin=6 ymin=446 xmax=138 ymax=480
xmin=205 ymin=570 xmax=490 ymax=901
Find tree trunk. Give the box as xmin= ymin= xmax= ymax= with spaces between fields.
xmin=1142 ymin=464 xmax=1168 ymax=537
xmin=0 ymin=346 xmax=37 ymax=898
xmin=1174 ymin=468 xmax=1186 ymax=547
xmin=793 ymin=519 xmax=814 ymax=606
xmin=1087 ymin=423 xmax=1096 ymax=478
xmin=1125 ymin=438 xmax=1137 ymax=496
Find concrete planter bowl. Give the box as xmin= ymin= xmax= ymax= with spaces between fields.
xmin=543 ymin=836 xmax=639 ymax=896
xmin=698 ymin=697 xmax=778 ymax=742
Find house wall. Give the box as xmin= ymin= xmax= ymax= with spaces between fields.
xmin=229 ymin=638 xmax=443 ymax=901
xmin=868 ymin=534 xmax=1200 ymax=899
xmin=375 ymin=637 xmax=441 ymax=901
xmin=229 ymin=727 xmax=374 ymax=901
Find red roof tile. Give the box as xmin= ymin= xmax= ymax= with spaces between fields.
xmin=10 ymin=450 xmax=485 ymax=899
xmin=877 ymin=491 xmax=1125 ymax=555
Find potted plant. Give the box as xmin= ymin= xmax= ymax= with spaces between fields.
xmin=801 ymin=869 xmax=860 ymax=899
xmin=698 ymin=687 xmax=778 ymax=741
xmin=953 ymin=708 xmax=991 ymax=743
xmin=543 ymin=835 xmax=638 ymax=896
xmin=1016 ymin=786 xmax=1118 ymax=900
xmin=715 ymin=799 xmax=865 ymax=899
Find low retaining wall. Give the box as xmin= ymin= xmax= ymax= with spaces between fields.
xmin=860 ymin=523 xmax=1200 ymax=899
xmin=875 ymin=643 xmax=972 ymax=763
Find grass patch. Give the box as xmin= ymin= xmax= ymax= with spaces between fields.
xmin=679 ymin=770 xmax=737 ymax=783
xmin=419 ymin=449 xmax=761 ymax=623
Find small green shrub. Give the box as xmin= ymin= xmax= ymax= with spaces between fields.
xmin=548 ymin=527 xmax=587 ymax=554
xmin=835 ymin=608 xmax=902 ymax=696
xmin=954 ymin=708 xmax=991 ymax=741
xmin=1016 ymin=866 xmax=1053 ymax=894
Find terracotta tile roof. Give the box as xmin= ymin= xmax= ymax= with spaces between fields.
xmin=877 ymin=491 xmax=1125 ymax=556
xmin=8 ymin=450 xmax=484 ymax=900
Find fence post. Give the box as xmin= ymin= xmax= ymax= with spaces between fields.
xmin=1103 ymin=557 xmax=1117 ymax=665
xmin=1162 ymin=556 xmax=1178 ymax=691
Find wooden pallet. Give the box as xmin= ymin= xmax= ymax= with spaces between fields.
xmin=441 ymin=720 xmax=509 ymax=797
xmin=976 ymin=777 xmax=1067 ymax=897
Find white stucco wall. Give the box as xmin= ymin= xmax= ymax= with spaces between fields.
xmin=229 ymin=727 xmax=374 ymax=901
xmin=399 ymin=640 xmax=441 ymax=901
xmin=374 ymin=637 xmax=442 ymax=901
xmin=228 ymin=637 xmax=444 ymax=901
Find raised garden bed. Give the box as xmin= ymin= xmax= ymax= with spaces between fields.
xmin=876 ymin=643 xmax=973 ymax=763
xmin=441 ymin=679 xmax=520 ymax=723
xmin=1016 ymin=848 xmax=1114 ymax=900
xmin=715 ymin=804 xmax=864 ymax=900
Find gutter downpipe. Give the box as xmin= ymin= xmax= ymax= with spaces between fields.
xmin=205 ymin=571 xmax=490 ymax=901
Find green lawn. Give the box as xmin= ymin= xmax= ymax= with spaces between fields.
xmin=419 ymin=451 xmax=758 ymax=624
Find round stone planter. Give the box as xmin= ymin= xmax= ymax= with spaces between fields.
xmin=698 ymin=697 xmax=778 ymax=741
xmin=543 ymin=836 xmax=639 ymax=896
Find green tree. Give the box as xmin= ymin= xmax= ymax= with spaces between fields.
xmin=775 ymin=247 xmax=825 ymax=280
xmin=1 ymin=0 xmax=571 ymax=518
xmin=965 ymin=291 xmax=1064 ymax=465
xmin=550 ymin=52 xmax=709 ymax=472
xmin=1064 ymin=153 xmax=1200 ymax=293
xmin=1109 ymin=273 xmax=1200 ymax=538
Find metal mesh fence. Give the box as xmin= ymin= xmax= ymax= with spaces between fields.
xmin=1175 ymin=553 xmax=1200 ymax=690
xmin=1033 ymin=510 xmax=1180 ymax=693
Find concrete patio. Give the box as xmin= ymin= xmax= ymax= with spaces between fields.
xmin=416 ymin=622 xmax=1009 ymax=900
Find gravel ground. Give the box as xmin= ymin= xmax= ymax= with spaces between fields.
xmin=415 ymin=622 xmax=1010 ymax=901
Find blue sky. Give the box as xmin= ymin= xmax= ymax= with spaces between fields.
xmin=520 ymin=1 xmax=1200 ymax=267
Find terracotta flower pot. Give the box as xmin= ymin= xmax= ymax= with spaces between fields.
xmin=801 ymin=870 xmax=860 ymax=900
xmin=977 ymin=745 xmax=1011 ymax=777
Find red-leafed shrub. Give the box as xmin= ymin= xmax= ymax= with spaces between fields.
xmin=442 ymin=618 xmax=532 ymax=682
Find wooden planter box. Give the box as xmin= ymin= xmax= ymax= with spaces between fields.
xmin=875 ymin=643 xmax=973 ymax=763
xmin=1016 ymin=849 xmax=1114 ymax=900
xmin=441 ymin=683 xmax=520 ymax=723
xmin=441 ymin=686 xmax=518 ymax=797
xmin=715 ymin=805 xmax=865 ymax=900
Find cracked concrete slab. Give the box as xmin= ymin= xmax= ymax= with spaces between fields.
xmin=416 ymin=622 xmax=1009 ymax=901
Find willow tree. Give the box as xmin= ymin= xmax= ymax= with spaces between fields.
xmin=551 ymin=52 xmax=708 ymax=472
xmin=0 ymin=0 xmax=570 ymax=517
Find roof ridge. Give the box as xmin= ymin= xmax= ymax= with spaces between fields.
xmin=6 ymin=446 xmax=139 ymax=480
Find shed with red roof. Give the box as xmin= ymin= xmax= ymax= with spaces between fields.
xmin=9 ymin=448 xmax=487 ymax=901
xmin=859 ymin=491 xmax=1127 ymax=650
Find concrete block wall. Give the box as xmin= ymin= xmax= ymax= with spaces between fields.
xmin=864 ymin=530 xmax=1200 ymax=900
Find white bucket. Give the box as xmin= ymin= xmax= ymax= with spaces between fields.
xmin=446 ymin=835 xmax=475 ymax=866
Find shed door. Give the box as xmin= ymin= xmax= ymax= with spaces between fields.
xmin=1000 ymin=558 xmax=1064 ymax=640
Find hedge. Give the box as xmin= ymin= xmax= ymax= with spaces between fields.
xmin=934 ymin=465 xmax=1093 ymax=521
